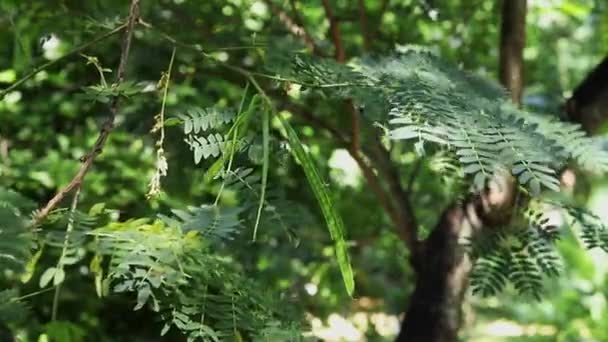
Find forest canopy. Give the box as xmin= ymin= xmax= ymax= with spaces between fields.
xmin=2 ymin=0 xmax=608 ymax=341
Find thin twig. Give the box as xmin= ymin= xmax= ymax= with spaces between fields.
xmin=32 ymin=0 xmax=140 ymax=225
xmin=147 ymin=46 xmax=176 ymax=199
xmin=0 ymin=23 xmax=128 ymax=99
xmin=12 ymin=287 xmax=56 ymax=302
xmin=137 ymin=19 xmax=265 ymax=52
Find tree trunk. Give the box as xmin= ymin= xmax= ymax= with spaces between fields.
xmin=499 ymin=0 xmax=527 ymax=105
xmin=396 ymin=177 xmax=517 ymax=341
xmin=395 ymin=204 xmax=473 ymax=341
xmin=396 ymin=2 xmax=527 ymax=341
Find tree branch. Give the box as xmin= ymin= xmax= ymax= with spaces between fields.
xmin=289 ymin=0 xmax=306 ymax=27
xmin=283 ymin=103 xmax=349 ymax=144
xmin=321 ymin=0 xmax=346 ymax=62
xmin=357 ymin=0 xmax=372 ymax=51
xmin=368 ymin=134 xmax=419 ymax=253
xmin=348 ymin=149 xmax=416 ymax=247
xmin=499 ymin=0 xmax=527 ymax=105
xmin=32 ymin=0 xmax=140 ymax=225
xmin=263 ymin=0 xmax=318 ymax=53
xmin=319 ymin=0 xmax=420 ymax=254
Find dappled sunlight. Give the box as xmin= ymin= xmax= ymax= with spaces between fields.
xmin=472 ymin=320 xmax=556 ymax=339
xmin=307 ymin=311 xmax=400 ymax=341
xmin=328 ymin=149 xmax=362 ymax=188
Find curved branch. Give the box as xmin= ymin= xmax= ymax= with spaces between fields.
xmin=32 ymin=0 xmax=141 ymax=225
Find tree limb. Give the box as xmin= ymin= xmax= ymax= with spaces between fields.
xmin=288 ymin=0 xmax=306 ymax=28
xmin=321 ymin=0 xmax=346 ymax=62
xmin=263 ymin=0 xmax=318 ymax=53
xmin=357 ymin=0 xmax=372 ymax=51
xmin=282 ymin=103 xmax=350 ymax=144
xmin=368 ymin=135 xmax=420 ymax=255
xmin=32 ymin=0 xmax=141 ymax=225
xmin=499 ymin=0 xmax=527 ymax=105
xmin=319 ymin=0 xmax=419 ymax=254
xmin=397 ymin=174 xmax=518 ymax=342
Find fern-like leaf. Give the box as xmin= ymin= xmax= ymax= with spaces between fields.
xmin=179 ymin=107 xmax=236 ymax=134
xmin=159 ymin=205 xmax=244 ymax=241
xmin=0 ymin=188 xmax=34 ymax=274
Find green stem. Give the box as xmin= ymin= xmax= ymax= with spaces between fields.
xmin=214 ymin=83 xmax=250 ymax=205
xmin=51 ymin=187 xmax=81 ymax=321
xmin=11 ymin=287 xmax=56 ymax=302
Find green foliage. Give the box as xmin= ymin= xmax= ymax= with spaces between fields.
xmin=174 ymin=84 xmax=354 ymax=295
xmin=184 ymin=133 xmax=233 ymax=164
xmin=90 ymin=217 xmax=300 ymax=340
xmin=2 ymin=0 xmax=608 ymax=340
xmin=272 ymin=49 xmax=608 ymax=196
xmin=268 ymin=49 xmax=608 ymax=303
xmin=0 ymin=188 xmax=34 ymax=274
xmin=179 ymin=107 xmax=237 ymax=135
xmin=177 ymin=102 xmax=254 ymax=167
xmin=565 ymin=206 xmax=608 ymax=252
xmin=278 ymin=114 xmax=355 ymax=296
xmin=80 ymin=81 xmax=143 ymax=103
xmin=43 ymin=320 xmax=87 ymax=342
xmin=469 ymin=200 xmax=608 ymax=299
xmin=0 ymin=289 xmax=28 ymax=324
xmin=469 ymin=224 xmax=558 ymax=300
xmin=159 ymin=204 xmax=244 ymax=241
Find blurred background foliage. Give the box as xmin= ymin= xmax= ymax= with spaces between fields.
xmin=1 ymin=0 xmax=608 ymax=341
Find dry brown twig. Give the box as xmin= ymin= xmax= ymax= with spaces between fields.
xmin=33 ymin=0 xmax=141 ymax=225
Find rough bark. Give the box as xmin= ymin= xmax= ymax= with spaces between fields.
xmin=397 ymin=2 xmax=527 ymax=341
xmin=396 ymin=176 xmax=517 ymax=341
xmin=499 ymin=0 xmax=527 ymax=105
